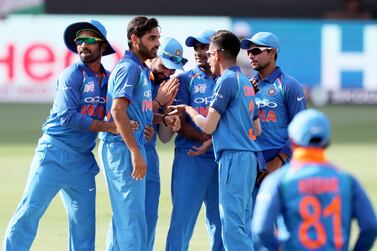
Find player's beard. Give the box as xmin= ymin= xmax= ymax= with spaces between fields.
xmin=138 ymin=40 xmax=158 ymax=60
xmin=79 ymin=46 xmax=101 ymax=64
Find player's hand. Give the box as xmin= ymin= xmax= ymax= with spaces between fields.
xmin=130 ymin=120 xmax=139 ymax=132
xmin=155 ymin=77 xmax=180 ymax=106
xmin=106 ymin=121 xmax=119 ymax=134
xmin=199 ymin=132 xmax=211 ymax=143
xmin=163 ymin=115 xmax=181 ymax=131
xmin=144 ymin=124 xmax=154 ymax=141
xmin=250 ymin=78 xmax=260 ymax=93
xmin=167 ymin=104 xmax=187 ymax=116
xmin=267 ymin=157 xmax=283 ymax=172
xmin=131 ymin=149 xmax=146 ymax=180
xmin=187 ymin=138 xmax=212 ymax=156
xmin=256 ymin=170 xmax=269 ymax=184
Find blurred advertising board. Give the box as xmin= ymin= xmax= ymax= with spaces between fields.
xmin=0 ymin=15 xmax=229 ymax=102
xmin=232 ymin=19 xmax=377 ymax=105
xmin=1 ymin=15 xmax=376 ymax=105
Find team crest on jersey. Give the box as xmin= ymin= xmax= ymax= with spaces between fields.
xmin=84 ymin=82 xmax=95 ymax=93
xmin=267 ymin=87 xmax=276 ymax=96
xmin=194 ymin=84 xmax=207 ymax=94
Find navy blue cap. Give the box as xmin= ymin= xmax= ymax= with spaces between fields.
xmin=64 ymin=19 xmax=115 ymax=56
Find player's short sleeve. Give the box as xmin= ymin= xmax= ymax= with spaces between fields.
xmin=210 ymin=76 xmax=236 ymax=115
xmin=283 ymin=75 xmax=307 ymax=120
xmin=112 ymin=62 xmax=140 ymax=101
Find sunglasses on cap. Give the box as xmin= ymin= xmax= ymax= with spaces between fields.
xmin=161 ymin=50 xmax=188 ymax=66
xmin=247 ymin=47 xmax=272 ymax=56
xmin=74 ymin=36 xmax=104 ymax=46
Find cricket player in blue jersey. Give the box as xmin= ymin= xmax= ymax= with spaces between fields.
xmin=253 ymin=109 xmax=377 ymax=251
xmin=2 ymin=20 xmax=116 ymax=251
xmin=98 ymin=16 xmax=158 ymax=251
xmin=171 ymin=30 xmax=262 ymax=251
xmin=240 ymin=32 xmax=306 ymax=183
xmin=98 ymin=16 xmax=179 ymax=251
xmin=145 ymin=37 xmax=187 ymax=251
xmin=166 ymin=30 xmax=224 ymax=251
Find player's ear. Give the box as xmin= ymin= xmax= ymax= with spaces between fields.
xmin=130 ymin=34 xmax=138 ymax=47
xmin=101 ymin=42 xmax=108 ymax=55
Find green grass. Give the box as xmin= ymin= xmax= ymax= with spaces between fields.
xmin=0 ymin=103 xmax=377 ymax=250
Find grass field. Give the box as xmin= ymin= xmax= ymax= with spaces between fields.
xmin=0 ymin=103 xmax=377 ymax=250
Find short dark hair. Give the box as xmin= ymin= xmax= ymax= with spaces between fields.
xmin=211 ymin=30 xmax=240 ymax=60
xmin=127 ymin=16 xmax=159 ymax=48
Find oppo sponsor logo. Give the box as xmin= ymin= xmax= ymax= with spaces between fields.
xmin=84 ymin=96 xmax=106 ymax=104
xmin=144 ymin=90 xmax=152 ymax=99
xmin=255 ymin=98 xmax=277 ymax=109
xmin=194 ymin=96 xmax=212 ymax=105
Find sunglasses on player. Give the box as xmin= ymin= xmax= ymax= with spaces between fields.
xmin=74 ymin=36 xmax=104 ymax=46
xmin=247 ymin=47 xmax=272 ymax=56
xmin=161 ymin=50 xmax=188 ymax=66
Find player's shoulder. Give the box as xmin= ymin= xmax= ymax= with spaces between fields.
xmin=279 ymin=72 xmax=302 ymax=89
xmin=113 ymin=59 xmax=141 ymax=77
xmin=59 ymin=62 xmax=83 ymax=82
xmin=177 ymin=69 xmax=195 ymax=82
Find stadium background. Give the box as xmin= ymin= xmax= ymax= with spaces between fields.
xmin=1 ymin=1 xmax=377 ymax=250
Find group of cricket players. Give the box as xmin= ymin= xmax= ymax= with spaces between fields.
xmin=2 ymin=15 xmax=377 ymax=251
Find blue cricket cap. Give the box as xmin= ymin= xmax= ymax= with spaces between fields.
xmin=288 ymin=109 xmax=331 ymax=148
xmin=185 ymin=30 xmax=215 ymax=47
xmin=240 ymin=32 xmax=280 ymax=52
xmin=157 ymin=38 xmax=187 ymax=71
xmin=64 ymin=19 xmax=116 ymax=56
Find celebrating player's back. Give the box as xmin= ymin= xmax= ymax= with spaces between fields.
xmin=252 ymin=109 xmax=377 ymax=251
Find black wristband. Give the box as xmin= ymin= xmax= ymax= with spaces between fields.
xmin=154 ymin=99 xmax=162 ymax=108
xmin=277 ymin=154 xmax=285 ymax=165
xmin=162 ymin=115 xmax=168 ymax=126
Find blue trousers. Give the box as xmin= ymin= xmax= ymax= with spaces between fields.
xmin=99 ymin=140 xmax=147 ymax=251
xmin=2 ymin=134 xmax=98 ymax=251
xmin=145 ymin=145 xmax=160 ymax=251
xmin=166 ymin=148 xmax=224 ymax=251
xmin=218 ymin=151 xmax=257 ymax=251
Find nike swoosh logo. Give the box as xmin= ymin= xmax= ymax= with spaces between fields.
xmin=124 ymin=83 xmax=133 ymax=88
xmin=297 ymin=96 xmax=305 ymax=101
xmin=62 ymin=86 xmax=71 ymax=91
xmin=89 ymin=188 xmax=95 ymax=192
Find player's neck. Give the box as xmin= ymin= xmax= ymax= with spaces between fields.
xmin=292 ymin=147 xmax=327 ymax=163
xmin=259 ymin=63 xmax=276 ymax=80
xmin=86 ymin=61 xmax=102 ymax=74
xmin=220 ymin=59 xmax=237 ymax=75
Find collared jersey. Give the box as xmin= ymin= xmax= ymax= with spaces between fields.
xmin=101 ymin=51 xmax=153 ymax=146
xmin=250 ymin=67 xmax=306 ymax=160
xmin=42 ymin=61 xmax=109 ymax=152
xmin=175 ymin=66 xmax=216 ymax=158
xmin=210 ymin=66 xmax=261 ymax=161
xmin=253 ymin=148 xmax=377 ymax=251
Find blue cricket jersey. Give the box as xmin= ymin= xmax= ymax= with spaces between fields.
xmin=210 ymin=66 xmax=261 ymax=161
xmin=174 ymin=66 xmax=216 ymax=158
xmin=250 ymin=67 xmax=306 ymax=161
xmin=252 ymin=148 xmax=377 ymax=251
xmin=42 ymin=61 xmax=109 ymax=152
xmin=101 ymin=51 xmax=153 ymax=146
